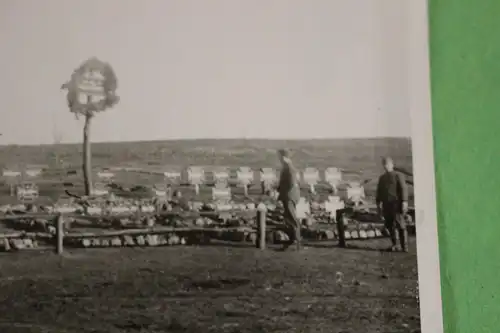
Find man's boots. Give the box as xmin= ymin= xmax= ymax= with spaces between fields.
xmin=282 ymin=226 xmax=301 ymax=251
xmin=398 ymin=228 xmax=409 ymax=252
xmin=294 ymin=226 xmax=302 ymax=251
xmin=389 ymin=227 xmax=398 ymax=251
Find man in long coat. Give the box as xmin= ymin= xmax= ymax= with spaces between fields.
xmin=277 ymin=148 xmax=302 ymax=250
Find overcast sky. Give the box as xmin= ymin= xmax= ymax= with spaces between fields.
xmin=0 ymin=0 xmax=410 ymax=145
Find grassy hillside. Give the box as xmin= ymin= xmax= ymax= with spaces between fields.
xmin=0 ymin=137 xmax=412 ymax=174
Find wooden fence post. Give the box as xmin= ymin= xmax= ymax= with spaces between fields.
xmin=261 ymin=181 xmax=266 ymax=195
xmin=3 ymin=237 xmax=10 ymax=252
xmin=56 ymin=214 xmax=64 ymax=255
xmin=336 ymin=208 xmax=347 ymax=248
xmin=256 ymin=203 xmax=267 ymax=250
xmin=136 ymin=202 xmax=142 ymax=223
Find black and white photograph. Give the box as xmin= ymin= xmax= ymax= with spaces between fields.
xmin=0 ymin=1 xmax=442 ymax=332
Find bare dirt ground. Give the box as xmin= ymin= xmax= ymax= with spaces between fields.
xmin=0 ymin=138 xmax=419 ymax=332
xmin=0 ymin=239 xmax=419 ymax=333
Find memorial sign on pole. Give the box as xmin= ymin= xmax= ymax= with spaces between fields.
xmin=61 ymin=57 xmax=119 ymax=196
xmin=236 ymin=166 xmax=254 ymax=196
xmin=302 ymin=167 xmax=320 ymax=195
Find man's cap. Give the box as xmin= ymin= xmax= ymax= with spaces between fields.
xmin=278 ymin=148 xmax=290 ymax=158
xmin=381 ymin=156 xmax=393 ymax=164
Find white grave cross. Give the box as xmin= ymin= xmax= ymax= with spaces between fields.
xmin=324 ymin=195 xmax=345 ymax=219
xmin=260 ymin=168 xmax=277 ymax=194
xmin=212 ymin=181 xmax=232 ymax=202
xmin=324 ymin=167 xmax=342 ymax=194
xmin=302 ymin=167 xmax=320 ymax=194
xmin=186 ymin=166 xmax=205 ymax=195
xmin=346 ymin=182 xmax=365 ymax=204
xmin=213 ymin=168 xmax=229 ymax=186
xmin=2 ymin=170 xmax=21 ymax=196
xmin=163 ymin=170 xmax=181 ymax=199
xmin=236 ymin=166 xmax=254 ymax=196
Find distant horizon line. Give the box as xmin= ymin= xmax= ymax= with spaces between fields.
xmin=0 ymin=136 xmax=411 ymax=148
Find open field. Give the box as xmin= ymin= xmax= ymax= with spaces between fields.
xmin=0 ymin=239 xmax=419 ymax=333
xmin=0 ymin=138 xmax=419 ymax=332
xmin=0 ymin=137 xmax=412 ymax=173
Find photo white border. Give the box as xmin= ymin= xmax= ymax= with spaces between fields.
xmin=408 ymin=1 xmax=444 ymax=332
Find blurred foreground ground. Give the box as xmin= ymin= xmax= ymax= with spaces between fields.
xmin=0 ymin=238 xmax=419 ymax=333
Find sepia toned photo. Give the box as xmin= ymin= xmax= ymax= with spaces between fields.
xmin=0 ymin=1 xmax=442 ymax=332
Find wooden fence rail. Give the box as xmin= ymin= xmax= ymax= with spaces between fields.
xmin=0 ymin=203 xmax=401 ymax=255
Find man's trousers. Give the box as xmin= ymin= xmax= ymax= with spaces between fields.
xmin=282 ymin=199 xmax=301 ymax=244
xmin=382 ymin=201 xmax=408 ymax=250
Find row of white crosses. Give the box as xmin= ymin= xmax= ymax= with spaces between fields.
xmin=2 ymin=168 xmax=42 ymax=201
xmin=1 ymin=167 xmax=117 ymax=202
xmin=163 ymin=166 xmax=346 ymax=198
xmin=183 ymin=167 xmax=232 ymax=201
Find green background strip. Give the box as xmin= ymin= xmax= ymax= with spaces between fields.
xmin=429 ymin=0 xmax=500 ymax=332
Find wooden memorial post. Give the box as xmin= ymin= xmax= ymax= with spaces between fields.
xmin=236 ymin=166 xmax=254 ymax=197
xmin=335 ymin=208 xmax=348 ymax=248
xmin=302 ymin=167 xmax=320 ymax=195
xmin=256 ymin=202 xmax=267 ymax=250
xmin=56 ymin=214 xmax=65 ymax=255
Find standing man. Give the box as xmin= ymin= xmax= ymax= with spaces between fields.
xmin=276 ymin=148 xmax=302 ymax=250
xmin=376 ymin=156 xmax=409 ymax=252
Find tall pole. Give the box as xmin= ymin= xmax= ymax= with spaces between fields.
xmin=52 ymin=113 xmax=62 ymax=169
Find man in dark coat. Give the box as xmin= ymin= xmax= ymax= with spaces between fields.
xmin=277 ymin=148 xmax=302 ymax=250
xmin=376 ymin=156 xmax=409 ymax=252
